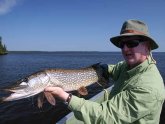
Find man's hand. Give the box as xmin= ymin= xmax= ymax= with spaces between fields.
xmin=44 ymin=87 xmax=69 ymax=102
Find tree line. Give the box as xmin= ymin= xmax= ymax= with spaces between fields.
xmin=0 ymin=36 xmax=8 ymax=55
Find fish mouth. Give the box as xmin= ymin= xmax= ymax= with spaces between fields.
xmin=2 ymin=91 xmax=42 ymax=102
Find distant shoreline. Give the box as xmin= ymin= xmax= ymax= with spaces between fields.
xmin=8 ymin=51 xmax=120 ymax=53
xmin=7 ymin=51 xmax=165 ymax=53
xmin=0 ymin=52 xmax=8 ymax=55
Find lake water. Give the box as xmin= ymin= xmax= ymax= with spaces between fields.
xmin=0 ymin=52 xmax=164 ymax=124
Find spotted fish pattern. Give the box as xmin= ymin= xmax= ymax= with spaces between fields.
xmin=0 ymin=63 xmax=108 ymax=106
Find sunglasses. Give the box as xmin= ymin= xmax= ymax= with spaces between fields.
xmin=118 ymin=40 xmax=144 ymax=49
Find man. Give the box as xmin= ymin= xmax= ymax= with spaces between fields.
xmin=45 ymin=20 xmax=165 ymax=124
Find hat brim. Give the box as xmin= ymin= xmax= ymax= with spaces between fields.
xmin=110 ymin=33 xmax=159 ymax=50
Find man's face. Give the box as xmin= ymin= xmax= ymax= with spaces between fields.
xmin=120 ymin=37 xmax=149 ymax=68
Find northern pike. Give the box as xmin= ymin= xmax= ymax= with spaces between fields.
xmin=0 ymin=63 xmax=109 ymax=107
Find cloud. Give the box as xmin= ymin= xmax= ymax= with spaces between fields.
xmin=0 ymin=0 xmax=18 ymax=15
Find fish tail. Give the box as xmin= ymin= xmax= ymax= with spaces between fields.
xmin=91 ymin=63 xmax=109 ymax=85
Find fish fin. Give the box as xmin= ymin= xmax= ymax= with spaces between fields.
xmin=44 ymin=92 xmax=56 ymax=106
xmin=78 ymin=86 xmax=88 ymax=96
xmin=37 ymin=93 xmax=45 ymax=108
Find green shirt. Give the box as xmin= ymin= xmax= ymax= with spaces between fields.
xmin=68 ymin=57 xmax=165 ymax=124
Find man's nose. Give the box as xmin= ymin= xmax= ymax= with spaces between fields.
xmin=122 ymin=44 xmax=129 ymax=51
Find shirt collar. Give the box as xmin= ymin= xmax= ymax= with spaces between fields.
xmin=126 ymin=56 xmax=155 ymax=77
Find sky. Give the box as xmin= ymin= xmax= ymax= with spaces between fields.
xmin=0 ymin=0 xmax=165 ymax=52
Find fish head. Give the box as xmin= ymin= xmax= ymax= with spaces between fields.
xmin=2 ymin=71 xmax=50 ymax=102
xmin=11 ymin=71 xmax=50 ymax=92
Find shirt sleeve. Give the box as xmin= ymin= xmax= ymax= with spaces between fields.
xmin=68 ymin=86 xmax=158 ymax=124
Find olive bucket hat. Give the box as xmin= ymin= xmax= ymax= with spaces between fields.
xmin=110 ymin=20 xmax=159 ymax=50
